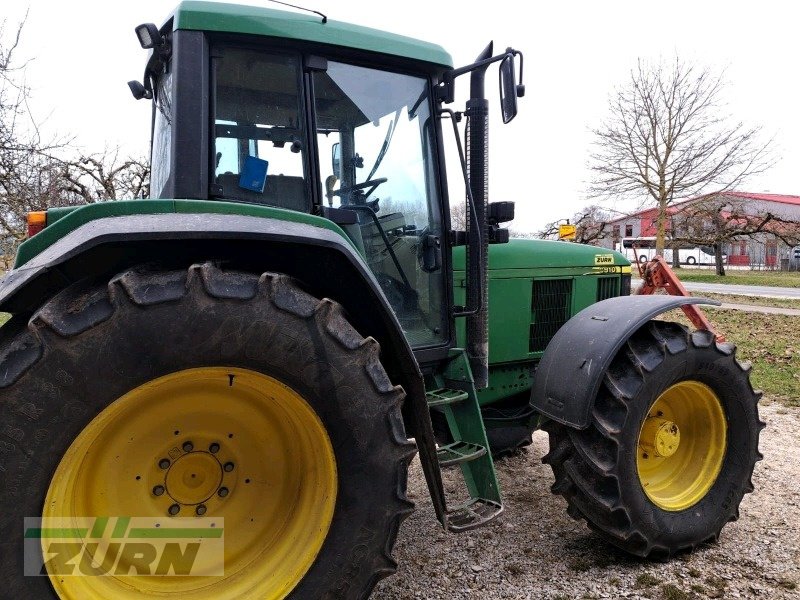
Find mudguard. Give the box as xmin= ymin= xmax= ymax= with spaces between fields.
xmin=0 ymin=212 xmax=448 ymax=523
xmin=530 ymin=294 xmax=720 ymax=429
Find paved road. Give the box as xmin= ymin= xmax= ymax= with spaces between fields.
xmin=714 ymin=302 xmax=800 ymax=316
xmin=633 ymin=279 xmax=800 ymax=299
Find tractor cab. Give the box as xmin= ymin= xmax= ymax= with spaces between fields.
xmin=132 ymin=1 xmax=522 ymax=355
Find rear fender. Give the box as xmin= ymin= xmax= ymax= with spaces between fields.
xmin=0 ymin=213 xmax=449 ymax=523
xmin=530 ymin=295 xmax=720 ymax=429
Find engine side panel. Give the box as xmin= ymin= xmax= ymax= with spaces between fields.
xmin=452 ymin=239 xmax=631 ymax=405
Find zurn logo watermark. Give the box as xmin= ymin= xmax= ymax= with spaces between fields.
xmin=24 ymin=517 xmax=224 ymax=577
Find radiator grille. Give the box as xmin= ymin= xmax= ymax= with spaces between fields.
xmin=530 ymin=279 xmax=573 ymax=352
xmin=596 ymin=276 xmax=619 ymax=302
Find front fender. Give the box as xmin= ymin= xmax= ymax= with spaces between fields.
xmin=530 ymin=295 xmax=720 ymax=429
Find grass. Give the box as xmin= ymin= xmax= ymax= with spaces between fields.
xmin=778 ymin=577 xmax=798 ymax=591
xmin=690 ymin=583 xmax=706 ymax=594
xmin=705 ymin=309 xmax=799 ymax=406
xmin=661 ymin=308 xmax=800 ymax=407
xmin=636 ymin=573 xmax=660 ymax=588
xmin=660 ymin=584 xmax=690 ymax=600
xmin=669 ymin=269 xmax=800 ymax=288
xmin=705 ymin=575 xmax=727 ymax=592
xmin=569 ymin=557 xmax=593 ymax=572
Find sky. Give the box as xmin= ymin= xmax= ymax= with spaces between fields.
xmin=5 ymin=0 xmax=799 ymax=233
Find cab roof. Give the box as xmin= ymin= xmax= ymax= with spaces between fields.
xmin=172 ymin=1 xmax=453 ymax=68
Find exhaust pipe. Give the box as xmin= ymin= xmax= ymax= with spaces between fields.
xmin=465 ymin=42 xmax=492 ymax=389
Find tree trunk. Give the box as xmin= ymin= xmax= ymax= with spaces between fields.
xmin=656 ymin=197 xmax=667 ymax=256
xmin=714 ymin=243 xmax=726 ymax=276
xmin=671 ymin=246 xmax=681 ymax=268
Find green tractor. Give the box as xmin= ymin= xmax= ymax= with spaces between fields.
xmin=0 ymin=2 xmax=763 ymax=598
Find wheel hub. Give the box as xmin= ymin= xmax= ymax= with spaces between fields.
xmin=636 ymin=380 xmax=727 ymax=511
xmin=639 ymin=417 xmax=680 ymax=458
xmin=164 ymin=449 xmax=224 ymax=506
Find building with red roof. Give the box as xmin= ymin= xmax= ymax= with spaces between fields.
xmin=598 ymin=192 xmax=800 ymax=268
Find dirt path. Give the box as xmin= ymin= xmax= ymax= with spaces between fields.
xmin=376 ymin=401 xmax=799 ymax=599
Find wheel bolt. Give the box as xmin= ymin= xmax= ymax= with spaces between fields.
xmin=218 ymin=487 xmax=229 ymax=498
xmin=223 ymin=462 xmax=235 ymax=472
xmin=196 ymin=504 xmax=207 ymax=516
xmin=168 ymin=504 xmax=181 ymax=516
xmin=209 ymin=443 xmax=220 ymax=454
xmin=183 ymin=441 xmax=194 ymax=452
xmin=159 ymin=458 xmax=170 ymax=469
xmin=153 ymin=485 xmax=165 ymax=496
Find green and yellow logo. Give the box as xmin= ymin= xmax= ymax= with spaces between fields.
xmin=24 ymin=517 xmax=224 ymax=577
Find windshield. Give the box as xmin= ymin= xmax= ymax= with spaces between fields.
xmin=314 ymin=62 xmax=446 ymax=347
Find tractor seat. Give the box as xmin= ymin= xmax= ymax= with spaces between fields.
xmin=216 ymin=173 xmax=309 ymax=212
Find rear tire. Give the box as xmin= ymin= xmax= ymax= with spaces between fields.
xmin=543 ymin=321 xmax=764 ymax=558
xmin=0 ymin=263 xmax=415 ymax=599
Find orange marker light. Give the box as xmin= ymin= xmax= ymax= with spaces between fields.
xmin=27 ymin=211 xmax=47 ymax=238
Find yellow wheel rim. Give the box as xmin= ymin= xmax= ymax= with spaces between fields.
xmin=636 ymin=380 xmax=727 ymax=511
xmin=44 ymin=367 xmax=337 ymax=599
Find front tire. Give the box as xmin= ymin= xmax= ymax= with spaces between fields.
xmin=0 ymin=263 xmax=415 ymax=599
xmin=543 ymin=321 xmax=764 ymax=558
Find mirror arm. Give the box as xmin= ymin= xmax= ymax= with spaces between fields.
xmin=505 ymin=47 xmax=525 ymax=97
xmin=438 ymin=48 xmax=523 ymax=104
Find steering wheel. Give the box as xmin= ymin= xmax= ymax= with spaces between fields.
xmin=334 ymin=177 xmax=388 ymax=199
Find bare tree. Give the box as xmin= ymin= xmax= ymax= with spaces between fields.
xmin=449 ymin=199 xmax=467 ymax=231
xmin=60 ymin=149 xmax=150 ymax=204
xmin=537 ymin=204 xmax=616 ymax=245
xmin=0 ymin=21 xmax=150 ymax=266
xmin=0 ymin=15 xmax=69 ymax=263
xmin=589 ymin=57 xmax=773 ymax=262
xmin=536 ymin=219 xmax=559 ymax=240
xmin=571 ymin=204 xmax=615 ymax=245
xmin=0 ymin=148 xmax=150 ymax=256
xmin=671 ymin=193 xmax=800 ymax=275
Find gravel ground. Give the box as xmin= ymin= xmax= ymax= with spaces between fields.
xmin=375 ymin=400 xmax=799 ymax=599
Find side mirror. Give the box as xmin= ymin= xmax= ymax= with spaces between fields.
xmin=127 ymin=80 xmax=151 ymax=100
xmin=499 ymin=54 xmax=518 ymax=124
xmin=331 ymin=143 xmax=341 ymax=178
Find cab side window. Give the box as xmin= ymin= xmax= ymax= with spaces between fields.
xmin=213 ymin=49 xmax=308 ymax=211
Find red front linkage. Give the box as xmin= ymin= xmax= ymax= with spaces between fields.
xmin=634 ymin=255 xmax=725 ymax=343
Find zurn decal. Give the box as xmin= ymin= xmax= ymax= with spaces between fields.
xmin=24 ymin=517 xmax=224 ymax=577
xmin=594 ymin=254 xmax=615 ymax=265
